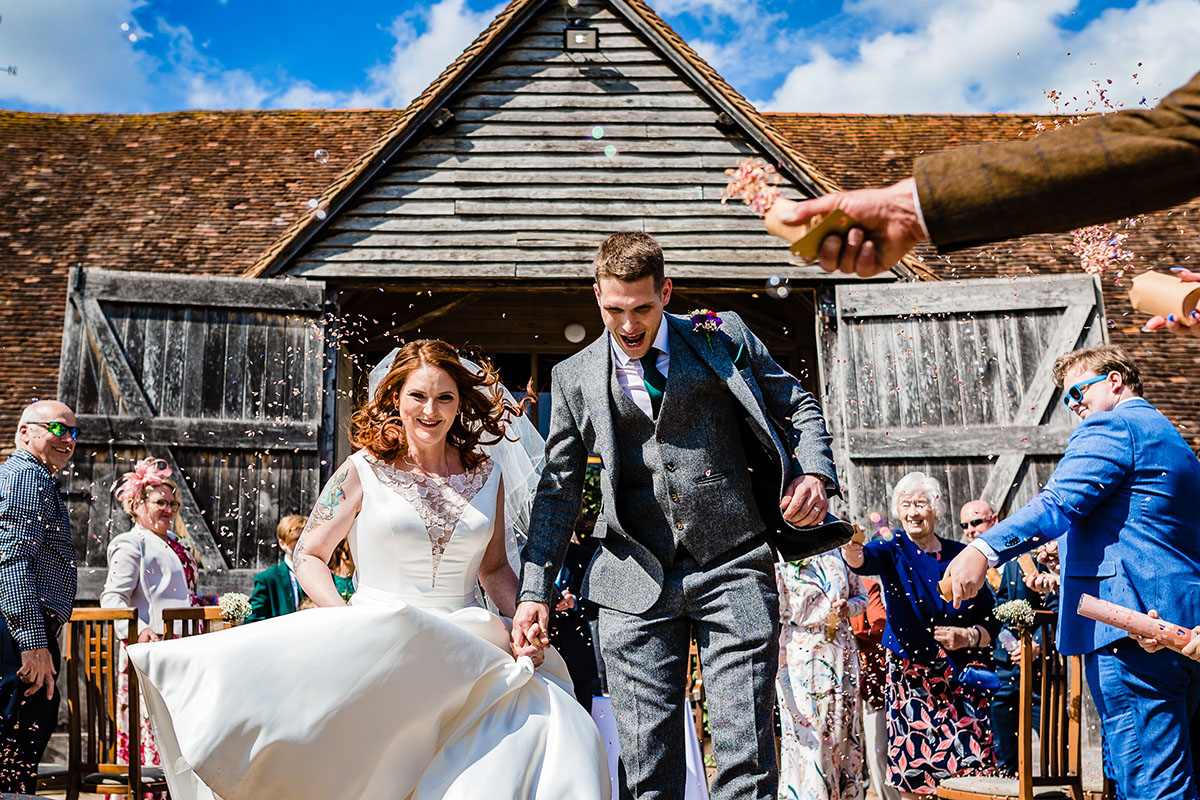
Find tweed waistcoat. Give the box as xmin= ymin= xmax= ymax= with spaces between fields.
xmin=608 ymin=326 xmax=762 ymax=566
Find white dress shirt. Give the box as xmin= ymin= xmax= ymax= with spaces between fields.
xmin=610 ymin=321 xmax=671 ymax=419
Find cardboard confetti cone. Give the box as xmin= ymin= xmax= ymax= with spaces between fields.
xmin=1077 ymin=593 xmax=1193 ymax=652
xmin=1129 ymin=271 xmax=1200 ymax=319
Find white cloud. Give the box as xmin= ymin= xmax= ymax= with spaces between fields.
xmin=765 ymin=0 xmax=1200 ymax=113
xmin=361 ymin=0 xmax=505 ymax=108
xmin=0 ymin=0 xmax=157 ymax=112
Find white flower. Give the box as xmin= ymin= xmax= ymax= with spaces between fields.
xmin=219 ymin=592 xmax=253 ymax=624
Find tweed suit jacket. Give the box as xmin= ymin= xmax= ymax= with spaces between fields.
xmin=979 ymin=398 xmax=1200 ymax=656
xmin=519 ymin=311 xmax=837 ymax=615
xmin=915 ymin=69 xmax=1200 ymax=251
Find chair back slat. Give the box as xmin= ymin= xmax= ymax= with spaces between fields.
xmin=162 ymin=606 xmax=226 ymax=639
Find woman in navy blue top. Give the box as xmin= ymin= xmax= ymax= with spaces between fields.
xmin=843 ymin=471 xmax=999 ymax=797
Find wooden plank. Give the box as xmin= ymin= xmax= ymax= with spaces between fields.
xmin=82 ymin=269 xmax=324 ymax=311
xmin=311 ymin=231 xmax=785 ymax=251
xmin=848 ymin=425 xmax=1073 ymax=458
xmin=450 ymin=199 xmax=762 ymax=216
xmin=74 ymin=414 xmax=318 ymax=450
xmin=159 ymin=309 xmax=187 ymax=418
xmin=451 ymin=108 xmax=720 ymax=123
xmin=243 ymin=312 xmax=269 ymax=420
xmin=141 ymin=307 xmax=166 ymax=415
xmin=454 ymin=93 xmax=711 ymax=110
xmin=180 ymin=307 xmax=207 ymax=419
xmin=836 ymin=276 xmax=1096 ymax=317
xmin=502 ymin=33 xmax=651 ymax=49
xmin=371 ymin=167 xmax=731 ymax=185
xmin=287 ymin=262 xmax=519 ymax=279
xmin=363 ymin=183 xmax=708 ymax=200
xmin=495 ymin=48 xmax=671 ymax=66
xmin=481 ymin=63 xmax=682 ymax=79
xmin=222 ymin=312 xmax=249 ymax=420
xmin=57 ymin=292 xmax=84 ymax=411
xmin=461 ymin=78 xmax=696 ymax=95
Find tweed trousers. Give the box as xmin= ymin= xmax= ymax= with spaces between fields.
xmin=598 ymin=540 xmax=779 ymax=800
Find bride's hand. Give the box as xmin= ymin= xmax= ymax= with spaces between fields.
xmin=513 ymin=640 xmax=545 ymax=668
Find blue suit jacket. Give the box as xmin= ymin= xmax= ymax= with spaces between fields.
xmin=980 ymin=397 xmax=1200 ymax=656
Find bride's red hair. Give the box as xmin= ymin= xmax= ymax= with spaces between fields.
xmin=350 ymin=340 xmax=525 ymax=471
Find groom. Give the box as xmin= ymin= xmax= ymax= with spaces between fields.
xmin=513 ymin=232 xmax=839 ymax=800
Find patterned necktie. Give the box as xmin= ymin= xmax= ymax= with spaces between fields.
xmin=639 ymin=348 xmax=666 ymax=418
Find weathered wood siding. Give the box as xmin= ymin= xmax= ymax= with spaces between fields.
xmin=288 ymin=0 xmax=825 ymax=280
xmin=57 ymin=269 xmax=326 ymax=578
xmin=820 ymin=274 xmax=1106 ymax=540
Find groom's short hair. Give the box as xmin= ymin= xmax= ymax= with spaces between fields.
xmin=593 ymin=232 xmax=665 ymax=289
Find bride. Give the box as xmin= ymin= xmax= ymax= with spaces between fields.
xmin=128 ymin=340 xmax=610 ymax=800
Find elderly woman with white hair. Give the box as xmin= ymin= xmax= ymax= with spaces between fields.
xmin=842 ymin=471 xmax=1000 ymax=798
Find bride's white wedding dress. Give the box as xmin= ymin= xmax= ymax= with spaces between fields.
xmin=128 ymin=450 xmax=610 ymax=800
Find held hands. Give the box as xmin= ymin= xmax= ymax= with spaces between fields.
xmin=776 ymin=178 xmax=928 ymax=278
xmin=781 ymin=474 xmax=829 ymax=527
xmin=512 ymin=600 xmax=551 ymax=662
xmin=943 ymin=546 xmax=989 ymax=608
xmin=17 ymin=647 xmax=57 ymax=700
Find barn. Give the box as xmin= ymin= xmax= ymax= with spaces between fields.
xmin=1 ymin=0 xmax=1196 ymax=605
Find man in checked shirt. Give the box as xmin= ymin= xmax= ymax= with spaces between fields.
xmin=0 ymin=400 xmax=78 ymax=793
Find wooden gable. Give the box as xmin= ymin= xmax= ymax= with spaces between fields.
xmin=280 ymin=0 xmax=854 ymax=283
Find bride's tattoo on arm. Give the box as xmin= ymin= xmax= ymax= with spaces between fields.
xmin=294 ymin=468 xmax=349 ymax=569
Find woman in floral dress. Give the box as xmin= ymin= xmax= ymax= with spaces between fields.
xmin=775 ymin=551 xmax=868 ymax=800
xmin=101 ymin=457 xmax=198 ymax=799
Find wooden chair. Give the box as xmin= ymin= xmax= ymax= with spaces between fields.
xmin=65 ymin=607 xmax=168 ymax=799
xmin=161 ymin=605 xmax=226 ymax=639
xmin=938 ymin=611 xmax=1085 ymax=800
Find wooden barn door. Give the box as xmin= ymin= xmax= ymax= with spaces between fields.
xmin=57 ymin=268 xmax=326 ymax=595
xmin=819 ymin=274 xmax=1106 ymax=540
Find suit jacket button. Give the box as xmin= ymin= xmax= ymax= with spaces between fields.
xmin=656 ymin=435 xmax=664 ymax=443
xmin=666 ymin=462 xmax=676 ymax=471
xmin=675 ymin=522 xmax=684 ymax=531
xmin=671 ymin=494 xmax=679 ymax=502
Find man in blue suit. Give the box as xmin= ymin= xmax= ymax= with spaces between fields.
xmin=944 ymin=344 xmax=1200 ymax=800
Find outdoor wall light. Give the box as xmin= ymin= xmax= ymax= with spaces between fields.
xmin=564 ymin=323 xmax=587 ymax=343
xmin=564 ymin=22 xmax=599 ymax=51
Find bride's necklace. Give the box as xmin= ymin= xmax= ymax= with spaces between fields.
xmin=399 ymin=447 xmax=461 ymax=479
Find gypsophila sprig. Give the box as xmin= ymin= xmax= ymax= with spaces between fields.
xmin=994 ymin=599 xmax=1036 ymax=637
xmin=219 ymin=592 xmax=252 ymax=625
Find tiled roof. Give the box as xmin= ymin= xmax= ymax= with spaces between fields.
xmin=768 ymin=111 xmax=1200 ymax=449
xmin=0 ymin=108 xmax=395 ymax=429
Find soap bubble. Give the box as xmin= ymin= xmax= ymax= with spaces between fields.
xmin=314 ymin=149 xmax=329 ymax=164
xmin=591 ymin=126 xmax=605 ymax=140
xmin=766 ymin=276 xmax=790 ymax=299
xmin=604 ymin=144 xmax=618 ymax=158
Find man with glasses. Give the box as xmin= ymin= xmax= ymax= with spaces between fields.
xmin=942 ymin=346 xmax=1200 ymax=800
xmin=0 ymin=400 xmax=79 ymax=793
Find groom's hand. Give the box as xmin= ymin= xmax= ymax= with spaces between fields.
xmin=512 ymin=601 xmax=551 ymax=651
xmin=781 ymin=474 xmax=828 ymax=527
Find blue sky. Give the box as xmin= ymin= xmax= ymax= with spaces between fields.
xmin=2 ymin=0 xmax=1198 ymax=115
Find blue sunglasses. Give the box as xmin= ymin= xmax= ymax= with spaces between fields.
xmin=1062 ymin=375 xmax=1107 ymax=407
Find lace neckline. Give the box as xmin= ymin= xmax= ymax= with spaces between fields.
xmin=362 ymin=453 xmax=494 ymax=587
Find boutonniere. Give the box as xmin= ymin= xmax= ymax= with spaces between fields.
xmin=689 ymin=309 xmax=722 ymax=348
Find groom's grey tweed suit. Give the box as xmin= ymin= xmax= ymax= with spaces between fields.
xmin=520 ymin=311 xmax=838 ymax=800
